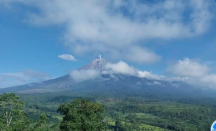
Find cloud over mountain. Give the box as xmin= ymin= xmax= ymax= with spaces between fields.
xmin=0 ymin=0 xmax=216 ymax=90
xmin=1 ymin=0 xmax=214 ymax=64
xmin=105 ymin=61 xmax=138 ymax=76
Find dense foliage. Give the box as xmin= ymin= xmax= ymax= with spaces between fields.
xmin=58 ymin=98 xmax=107 ymax=131
xmin=1 ymin=92 xmax=216 ymax=131
xmin=0 ymin=93 xmax=107 ymax=131
xmin=0 ymin=93 xmax=28 ymax=131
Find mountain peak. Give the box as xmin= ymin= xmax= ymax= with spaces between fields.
xmin=79 ymin=55 xmax=111 ymax=71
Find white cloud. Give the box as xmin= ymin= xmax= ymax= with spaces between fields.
xmin=200 ymin=75 xmax=216 ymax=87
xmin=138 ymin=71 xmax=166 ymax=80
xmin=167 ymin=58 xmax=216 ymax=88
xmin=104 ymin=60 xmax=186 ymax=82
xmin=167 ymin=58 xmax=209 ymax=77
xmin=105 ymin=61 xmax=138 ymax=76
xmin=70 ymin=70 xmax=101 ymax=82
xmin=0 ymin=70 xmax=50 ymax=88
xmin=138 ymin=70 xmax=187 ymax=82
xmin=1 ymin=0 xmax=214 ymax=64
xmin=58 ymin=54 xmax=76 ymax=61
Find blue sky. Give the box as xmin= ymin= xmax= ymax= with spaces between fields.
xmin=0 ymin=0 xmax=216 ymax=88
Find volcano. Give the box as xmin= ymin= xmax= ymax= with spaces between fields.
xmin=79 ymin=55 xmax=112 ymax=71
xmin=0 ymin=56 xmax=215 ymax=98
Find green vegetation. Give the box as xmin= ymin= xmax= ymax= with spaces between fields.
xmin=0 ymin=92 xmax=216 ymax=131
xmin=0 ymin=93 xmax=28 ymax=131
xmin=58 ymin=98 xmax=107 ymax=131
xmin=0 ymin=93 xmax=107 ymax=131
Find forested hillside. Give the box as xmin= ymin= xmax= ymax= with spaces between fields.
xmin=1 ymin=92 xmax=215 ymax=131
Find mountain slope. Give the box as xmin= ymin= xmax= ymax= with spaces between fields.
xmin=0 ymin=57 xmax=215 ymax=98
xmin=79 ymin=57 xmax=111 ymax=71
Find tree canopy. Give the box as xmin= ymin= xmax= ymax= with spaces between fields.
xmin=0 ymin=93 xmax=27 ymax=131
xmin=58 ymin=98 xmax=107 ymax=131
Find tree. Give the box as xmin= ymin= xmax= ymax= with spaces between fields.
xmin=34 ymin=113 xmax=49 ymax=131
xmin=0 ymin=93 xmax=28 ymax=131
xmin=58 ymin=98 xmax=107 ymax=131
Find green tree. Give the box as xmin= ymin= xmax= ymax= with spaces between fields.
xmin=0 ymin=93 xmax=28 ymax=131
xmin=34 ymin=113 xmax=49 ymax=131
xmin=58 ymin=98 xmax=107 ymax=131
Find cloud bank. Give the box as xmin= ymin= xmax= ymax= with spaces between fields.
xmin=104 ymin=61 xmax=186 ymax=82
xmin=69 ymin=60 xmax=189 ymax=89
xmin=58 ymin=54 xmax=76 ymax=61
xmin=167 ymin=58 xmax=209 ymax=77
xmin=0 ymin=0 xmax=214 ymax=63
xmin=167 ymin=58 xmax=216 ymax=88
